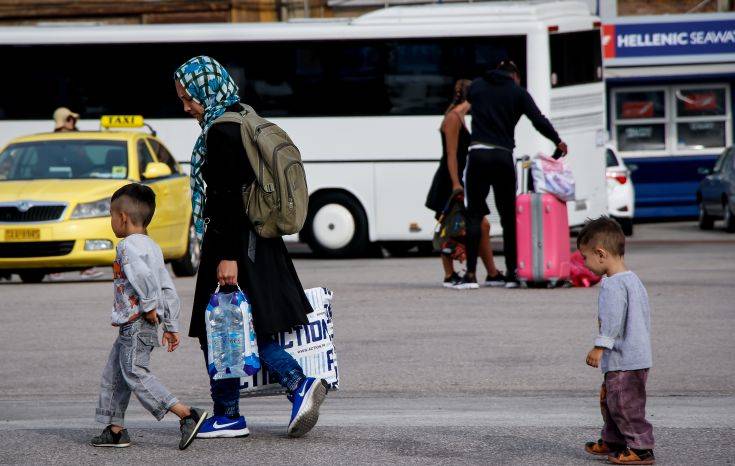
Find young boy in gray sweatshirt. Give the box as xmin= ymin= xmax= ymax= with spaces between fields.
xmin=91 ymin=183 xmax=207 ymax=450
xmin=577 ymin=217 xmax=655 ymax=465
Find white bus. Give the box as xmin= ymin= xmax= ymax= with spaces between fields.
xmin=0 ymin=0 xmax=607 ymax=257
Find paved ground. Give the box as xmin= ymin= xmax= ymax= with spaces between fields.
xmin=0 ymin=222 xmax=733 ymax=465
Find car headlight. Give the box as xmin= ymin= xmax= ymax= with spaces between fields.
xmin=71 ymin=198 xmax=111 ymax=219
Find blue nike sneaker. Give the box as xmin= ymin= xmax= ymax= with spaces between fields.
xmin=196 ymin=415 xmax=250 ymax=439
xmin=287 ymin=377 xmax=328 ymax=438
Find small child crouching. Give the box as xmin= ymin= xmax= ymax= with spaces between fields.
xmin=92 ymin=183 xmax=207 ymax=450
xmin=578 ymin=217 xmax=655 ymax=465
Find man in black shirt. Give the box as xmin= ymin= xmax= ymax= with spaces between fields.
xmin=454 ymin=60 xmax=568 ymax=289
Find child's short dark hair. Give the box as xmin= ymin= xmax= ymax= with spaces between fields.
xmin=111 ymin=183 xmax=156 ymax=227
xmin=577 ymin=216 xmax=625 ymax=257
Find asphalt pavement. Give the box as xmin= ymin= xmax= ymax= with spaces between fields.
xmin=0 ymin=222 xmax=733 ymax=465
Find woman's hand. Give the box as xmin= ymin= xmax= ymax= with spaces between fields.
xmin=217 ymin=260 xmax=238 ymax=286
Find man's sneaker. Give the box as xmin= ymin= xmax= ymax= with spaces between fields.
xmin=608 ymin=448 xmax=655 ymax=465
xmin=196 ymin=415 xmax=250 ymax=439
xmin=287 ymin=377 xmax=328 ymax=438
xmin=90 ymin=425 xmax=131 ymax=448
xmin=443 ymin=272 xmax=461 ymax=288
xmin=584 ymin=439 xmax=623 ymax=456
xmin=484 ymin=271 xmax=507 ymax=287
xmin=179 ymin=407 xmax=207 ymax=450
xmin=453 ymin=275 xmax=480 ymax=290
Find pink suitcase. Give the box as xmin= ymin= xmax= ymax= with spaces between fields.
xmin=515 ymin=157 xmax=571 ymax=287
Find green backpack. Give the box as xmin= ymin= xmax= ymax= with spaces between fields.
xmin=210 ymin=104 xmax=308 ymax=238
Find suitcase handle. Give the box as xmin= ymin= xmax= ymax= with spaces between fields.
xmin=516 ymin=155 xmax=532 ymax=195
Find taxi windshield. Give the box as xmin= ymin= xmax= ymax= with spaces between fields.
xmin=0 ymin=140 xmax=128 ymax=181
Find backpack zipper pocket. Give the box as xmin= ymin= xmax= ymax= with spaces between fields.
xmin=283 ymin=161 xmax=304 ymax=211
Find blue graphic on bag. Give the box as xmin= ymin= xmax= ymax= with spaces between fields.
xmin=239 ymin=287 xmax=339 ymax=395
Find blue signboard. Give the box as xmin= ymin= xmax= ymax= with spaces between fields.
xmin=603 ymin=19 xmax=735 ymax=59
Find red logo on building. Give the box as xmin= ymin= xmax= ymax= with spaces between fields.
xmin=602 ymin=24 xmax=616 ymax=59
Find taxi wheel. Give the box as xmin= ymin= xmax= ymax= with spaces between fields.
xmin=19 ymin=271 xmax=46 ymax=283
xmin=172 ymin=223 xmax=201 ymax=277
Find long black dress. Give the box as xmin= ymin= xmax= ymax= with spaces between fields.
xmin=425 ymin=118 xmax=471 ymax=215
xmin=189 ymin=105 xmax=311 ymax=340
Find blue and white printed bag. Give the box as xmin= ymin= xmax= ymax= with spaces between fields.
xmin=239 ymin=287 xmax=339 ymax=396
xmin=205 ymin=286 xmax=260 ymax=380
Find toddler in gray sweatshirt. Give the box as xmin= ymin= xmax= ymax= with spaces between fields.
xmin=577 ymin=217 xmax=655 ymax=465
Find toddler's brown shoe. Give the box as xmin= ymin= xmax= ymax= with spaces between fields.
xmin=607 ymin=448 xmax=655 ymax=465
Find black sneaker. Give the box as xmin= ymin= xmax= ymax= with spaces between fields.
xmin=443 ymin=272 xmax=461 ymax=288
xmin=504 ymin=273 xmax=520 ymax=289
xmin=453 ymin=275 xmax=479 ymax=290
xmin=179 ymin=407 xmax=207 ymax=450
xmin=484 ymin=271 xmax=507 ymax=287
xmin=90 ymin=425 xmax=131 ymax=448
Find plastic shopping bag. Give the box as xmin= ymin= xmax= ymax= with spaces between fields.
xmin=240 ymin=287 xmax=339 ymax=396
xmin=569 ymin=251 xmax=602 ymax=287
xmin=205 ymin=286 xmax=260 ymax=380
xmin=531 ymin=154 xmax=576 ymax=202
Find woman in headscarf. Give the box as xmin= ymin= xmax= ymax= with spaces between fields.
xmin=174 ymin=56 xmax=326 ymax=440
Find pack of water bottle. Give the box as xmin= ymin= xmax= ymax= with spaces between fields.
xmin=205 ymin=286 xmax=260 ymax=380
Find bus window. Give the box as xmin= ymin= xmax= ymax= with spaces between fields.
xmin=0 ymin=36 xmax=525 ymax=119
xmin=550 ymin=30 xmax=602 ymax=88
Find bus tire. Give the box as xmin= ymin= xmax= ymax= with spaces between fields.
xmin=19 ymin=271 xmax=45 ymax=283
xmin=172 ymin=222 xmax=201 ymax=277
xmin=303 ymin=192 xmax=369 ymax=257
xmin=698 ymin=200 xmax=715 ymax=230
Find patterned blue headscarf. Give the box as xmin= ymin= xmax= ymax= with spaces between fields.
xmin=174 ymin=56 xmax=240 ymax=243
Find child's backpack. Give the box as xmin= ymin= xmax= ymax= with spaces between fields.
xmin=210 ymin=104 xmax=308 ymax=238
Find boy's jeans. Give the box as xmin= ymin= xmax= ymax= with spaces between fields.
xmin=600 ymin=369 xmax=655 ymax=450
xmin=96 ymin=320 xmax=178 ymax=426
xmin=199 ymin=334 xmax=306 ymax=418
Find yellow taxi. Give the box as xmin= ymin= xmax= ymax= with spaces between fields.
xmin=0 ymin=116 xmax=198 ymax=282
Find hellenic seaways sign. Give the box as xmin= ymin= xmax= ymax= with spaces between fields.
xmin=603 ymin=18 xmax=735 ymax=59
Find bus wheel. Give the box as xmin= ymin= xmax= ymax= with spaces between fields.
xmin=698 ymin=201 xmax=715 ymax=230
xmin=19 ymin=271 xmax=46 ymax=283
xmin=172 ymin=223 xmax=201 ymax=277
xmin=304 ymin=192 xmax=369 ymax=257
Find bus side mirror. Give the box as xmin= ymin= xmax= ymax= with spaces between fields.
xmin=697 ymin=167 xmax=712 ymax=176
xmin=142 ymin=162 xmax=172 ymax=179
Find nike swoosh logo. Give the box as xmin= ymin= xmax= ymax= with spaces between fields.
xmin=299 ymin=383 xmax=308 ymax=397
xmin=213 ymin=420 xmax=239 ymax=429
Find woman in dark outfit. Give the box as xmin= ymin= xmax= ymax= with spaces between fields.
xmin=425 ymin=79 xmax=501 ymax=289
xmin=174 ymin=56 xmax=327 ymax=440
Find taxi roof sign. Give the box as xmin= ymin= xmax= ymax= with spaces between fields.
xmin=100 ymin=115 xmax=144 ymax=129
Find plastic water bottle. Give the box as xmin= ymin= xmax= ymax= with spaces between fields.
xmin=208 ymin=304 xmax=227 ymax=373
xmin=224 ymin=296 xmax=244 ymax=370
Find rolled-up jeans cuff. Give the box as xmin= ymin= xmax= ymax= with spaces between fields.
xmin=95 ymin=408 xmax=125 ymax=427
xmin=151 ymin=396 xmax=179 ymax=421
